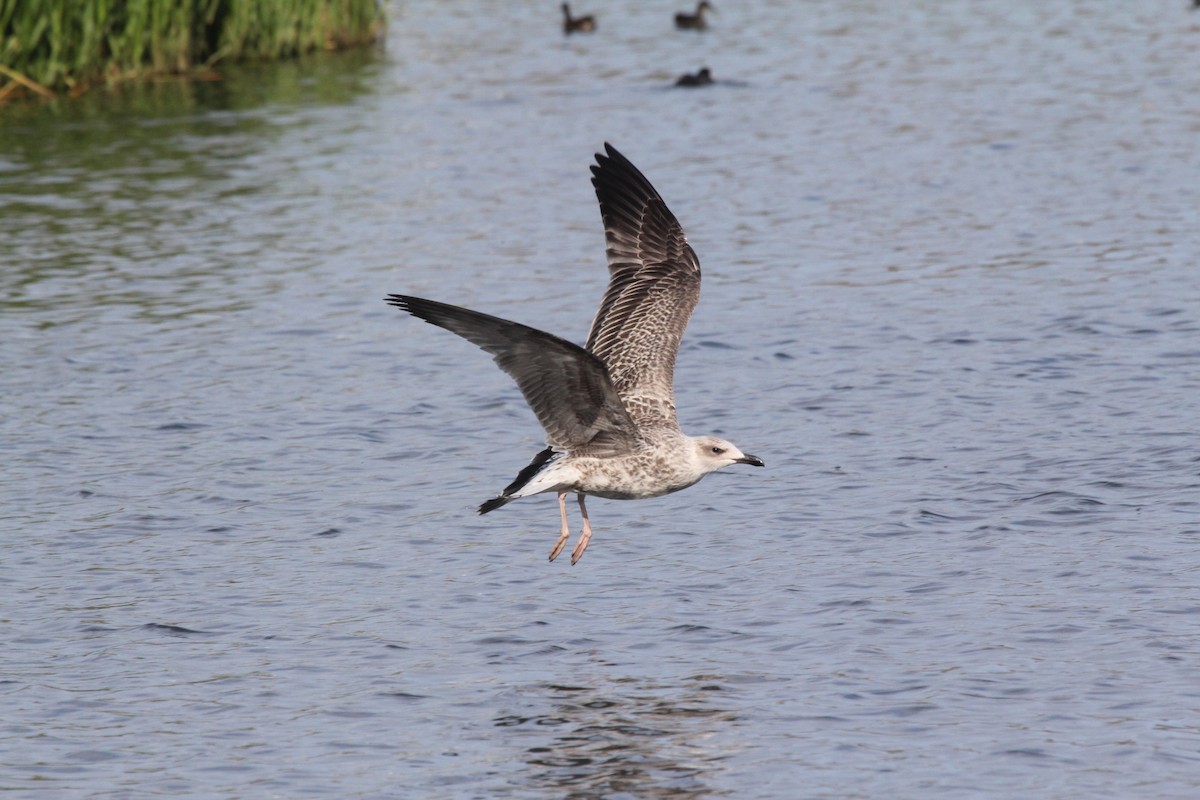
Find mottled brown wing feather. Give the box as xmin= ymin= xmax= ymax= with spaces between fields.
xmin=587 ymin=143 xmax=701 ymax=430
xmin=386 ymin=295 xmax=641 ymax=456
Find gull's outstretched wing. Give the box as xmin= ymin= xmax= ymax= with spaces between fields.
xmin=586 ymin=143 xmax=701 ymax=431
xmin=387 ymin=295 xmax=642 ymax=456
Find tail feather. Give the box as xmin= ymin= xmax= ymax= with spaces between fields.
xmin=478 ymin=495 xmax=512 ymax=515
xmin=503 ymin=446 xmax=556 ymax=494
xmin=477 ymin=447 xmax=559 ymax=515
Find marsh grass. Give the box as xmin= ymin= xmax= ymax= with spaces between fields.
xmin=0 ymin=0 xmax=382 ymax=100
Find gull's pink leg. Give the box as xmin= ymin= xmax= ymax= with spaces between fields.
xmin=570 ymin=493 xmax=594 ymax=565
xmin=548 ymin=491 xmax=571 ymax=562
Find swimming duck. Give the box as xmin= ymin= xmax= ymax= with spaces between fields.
xmin=675 ymin=67 xmax=714 ymax=87
xmin=675 ymin=1 xmax=713 ymax=30
xmin=562 ymin=3 xmax=596 ymax=34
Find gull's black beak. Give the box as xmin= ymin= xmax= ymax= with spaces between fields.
xmin=736 ymin=454 xmax=765 ymax=467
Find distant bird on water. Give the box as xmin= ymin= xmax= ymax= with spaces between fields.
xmin=675 ymin=1 xmax=714 ymax=30
xmin=385 ymin=144 xmax=763 ymax=565
xmin=562 ymin=3 xmax=596 ymax=34
xmin=675 ymin=67 xmax=714 ymax=87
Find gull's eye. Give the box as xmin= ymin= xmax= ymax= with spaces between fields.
xmin=710 ymin=446 xmax=725 ymax=455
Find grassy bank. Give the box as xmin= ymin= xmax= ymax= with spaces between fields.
xmin=0 ymin=0 xmax=383 ymax=101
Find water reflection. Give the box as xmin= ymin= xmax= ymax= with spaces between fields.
xmin=0 ymin=47 xmax=382 ymax=129
xmin=0 ymin=49 xmax=384 ymax=318
xmin=498 ymin=675 xmax=737 ymax=798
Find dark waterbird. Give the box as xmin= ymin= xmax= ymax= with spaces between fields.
xmin=675 ymin=67 xmax=714 ymax=87
xmin=675 ymin=1 xmax=714 ymax=30
xmin=562 ymin=3 xmax=595 ymax=34
xmin=385 ymin=144 xmax=763 ymax=565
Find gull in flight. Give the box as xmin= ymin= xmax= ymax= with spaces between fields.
xmin=386 ymin=143 xmax=762 ymax=564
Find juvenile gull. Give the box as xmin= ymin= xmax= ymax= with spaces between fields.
xmin=385 ymin=143 xmax=763 ymax=564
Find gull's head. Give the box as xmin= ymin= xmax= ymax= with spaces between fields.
xmin=692 ymin=435 xmax=764 ymax=475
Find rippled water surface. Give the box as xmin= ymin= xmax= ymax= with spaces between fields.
xmin=3 ymin=1 xmax=1199 ymax=797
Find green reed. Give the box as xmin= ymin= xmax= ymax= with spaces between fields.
xmin=0 ymin=0 xmax=382 ymax=98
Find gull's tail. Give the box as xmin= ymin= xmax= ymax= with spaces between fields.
xmin=477 ymin=446 xmax=558 ymax=515
xmin=478 ymin=495 xmax=512 ymax=515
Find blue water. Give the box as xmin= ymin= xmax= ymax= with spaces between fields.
xmin=3 ymin=1 xmax=1199 ymax=797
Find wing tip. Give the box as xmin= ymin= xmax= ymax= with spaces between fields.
xmin=593 ymin=153 xmax=644 ymax=218
xmin=592 ymin=141 xmax=628 ymax=175
xmin=386 ymin=295 xmax=449 ymax=321
xmin=384 ymin=293 xmax=411 ymax=310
